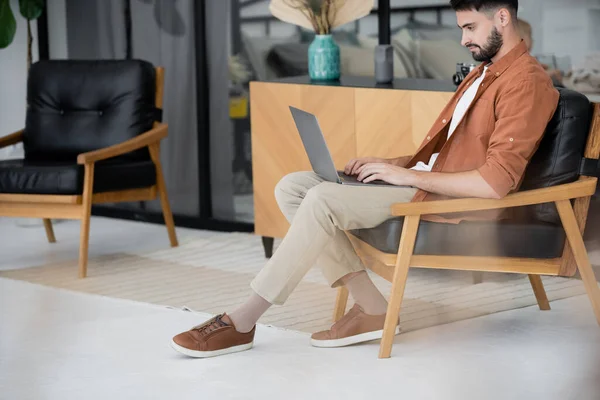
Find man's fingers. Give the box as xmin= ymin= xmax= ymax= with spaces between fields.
xmin=363 ymin=173 xmax=381 ymax=183
xmin=356 ymin=163 xmax=370 ymax=175
xmin=359 ymin=164 xmax=389 ymax=181
xmin=352 ymin=161 xmax=365 ymax=175
xmin=357 ymin=165 xmax=378 ymax=181
xmin=356 ymin=165 xmax=369 ymax=181
xmin=345 ymin=159 xmax=357 ymax=175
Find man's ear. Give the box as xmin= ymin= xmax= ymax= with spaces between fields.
xmin=497 ymin=8 xmax=512 ymax=27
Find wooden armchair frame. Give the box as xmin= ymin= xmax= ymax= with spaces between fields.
xmin=0 ymin=67 xmax=178 ymax=278
xmin=335 ymin=103 xmax=600 ymax=359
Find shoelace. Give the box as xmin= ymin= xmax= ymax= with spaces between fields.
xmin=192 ymin=315 xmax=228 ymax=336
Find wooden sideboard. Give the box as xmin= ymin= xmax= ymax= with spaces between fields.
xmin=250 ymin=76 xmax=455 ymax=255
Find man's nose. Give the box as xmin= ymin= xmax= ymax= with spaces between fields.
xmin=461 ymin=34 xmax=469 ymax=47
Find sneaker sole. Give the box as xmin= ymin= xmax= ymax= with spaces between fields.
xmin=310 ymin=326 xmax=401 ymax=348
xmin=170 ymin=340 xmax=253 ymax=358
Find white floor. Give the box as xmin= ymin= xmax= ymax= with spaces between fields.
xmin=1 ymin=217 xmax=600 ymax=399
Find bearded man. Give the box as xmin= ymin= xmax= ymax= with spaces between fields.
xmin=170 ymin=0 xmax=560 ymax=359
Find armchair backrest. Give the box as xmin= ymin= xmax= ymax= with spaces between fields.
xmin=23 ymin=59 xmax=158 ymax=162
xmin=518 ymin=87 xmax=594 ymax=224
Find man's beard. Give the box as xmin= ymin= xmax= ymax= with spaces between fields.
xmin=469 ymin=27 xmax=503 ymax=62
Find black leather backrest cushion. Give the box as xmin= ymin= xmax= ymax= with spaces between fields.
xmin=517 ymin=87 xmax=593 ymax=224
xmin=24 ymin=59 xmax=157 ymax=161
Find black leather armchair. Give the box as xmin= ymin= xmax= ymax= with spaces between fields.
xmin=0 ymin=59 xmax=178 ymax=278
xmin=336 ymin=88 xmax=600 ymax=358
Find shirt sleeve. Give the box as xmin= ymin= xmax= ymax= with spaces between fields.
xmin=477 ymin=78 xmax=559 ymax=198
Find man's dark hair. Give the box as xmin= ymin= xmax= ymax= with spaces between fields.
xmin=450 ymin=0 xmax=518 ymax=17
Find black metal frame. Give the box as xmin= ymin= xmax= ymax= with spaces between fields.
xmin=37 ymin=2 xmax=49 ymax=60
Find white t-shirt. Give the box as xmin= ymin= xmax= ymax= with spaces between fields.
xmin=410 ymin=66 xmax=489 ymax=172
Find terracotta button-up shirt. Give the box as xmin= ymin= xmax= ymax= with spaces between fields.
xmin=406 ymin=41 xmax=560 ymax=223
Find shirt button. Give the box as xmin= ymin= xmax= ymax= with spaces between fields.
xmin=495 ymin=72 xmax=500 ymax=76
xmin=509 ymin=138 xmax=514 ymax=142
xmin=427 ymin=136 xmax=431 ymax=140
xmin=442 ymin=119 xmax=447 ymax=123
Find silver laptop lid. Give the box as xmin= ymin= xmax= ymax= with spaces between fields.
xmin=289 ymin=106 xmax=341 ymax=184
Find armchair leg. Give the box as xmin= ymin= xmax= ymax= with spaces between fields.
xmin=333 ymin=286 xmax=349 ymax=322
xmin=43 ymin=219 xmax=56 ymax=243
xmin=556 ymin=200 xmax=600 ymax=325
xmin=149 ymin=143 xmax=178 ymax=247
xmin=528 ymin=275 xmax=551 ymax=311
xmin=79 ymin=164 xmax=94 ymax=279
xmin=379 ymin=215 xmax=420 ymax=359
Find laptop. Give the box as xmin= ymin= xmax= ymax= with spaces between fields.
xmin=289 ymin=106 xmax=395 ymax=187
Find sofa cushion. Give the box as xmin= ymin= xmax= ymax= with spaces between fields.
xmin=23 ymin=59 xmax=157 ymax=162
xmin=0 ymin=158 xmax=156 ymax=195
xmin=351 ymin=217 xmax=565 ymax=259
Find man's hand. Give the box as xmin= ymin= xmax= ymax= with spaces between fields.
xmin=356 ymin=163 xmax=501 ymax=199
xmin=356 ymin=163 xmax=418 ymax=186
xmin=344 ymin=157 xmax=388 ymax=176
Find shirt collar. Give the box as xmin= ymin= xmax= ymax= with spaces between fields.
xmin=475 ymin=40 xmax=528 ymax=78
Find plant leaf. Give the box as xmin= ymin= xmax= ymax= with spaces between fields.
xmin=0 ymin=0 xmax=16 ymax=49
xmin=331 ymin=0 xmax=374 ymax=29
xmin=269 ymin=0 xmax=316 ymax=31
xmin=19 ymin=0 xmax=44 ymax=20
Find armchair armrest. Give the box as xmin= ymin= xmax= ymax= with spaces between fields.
xmin=77 ymin=123 xmax=168 ymax=164
xmin=0 ymin=130 xmax=24 ymax=149
xmin=392 ymin=177 xmax=598 ymax=216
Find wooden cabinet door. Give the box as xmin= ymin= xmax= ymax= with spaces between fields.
xmin=355 ymin=88 xmax=413 ymax=158
xmin=299 ymin=85 xmax=356 ymax=172
xmin=251 ymin=82 xmax=302 ymax=238
xmin=411 ymin=90 xmax=454 ymax=147
xmin=250 ymin=82 xmax=355 ymax=238
xmin=355 ymin=89 xmax=453 ymax=158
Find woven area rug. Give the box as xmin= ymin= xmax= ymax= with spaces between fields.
xmin=0 ymin=232 xmax=587 ymax=334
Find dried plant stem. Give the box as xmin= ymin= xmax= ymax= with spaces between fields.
xmin=280 ymin=0 xmax=349 ymax=35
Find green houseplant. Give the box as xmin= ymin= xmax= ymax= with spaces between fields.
xmin=0 ymin=0 xmax=45 ymax=69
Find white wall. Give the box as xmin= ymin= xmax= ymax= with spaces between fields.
xmin=540 ymin=0 xmax=600 ymax=68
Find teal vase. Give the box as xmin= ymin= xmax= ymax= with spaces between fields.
xmin=308 ymin=34 xmax=340 ymax=81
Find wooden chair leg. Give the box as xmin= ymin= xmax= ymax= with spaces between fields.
xmin=472 ymin=271 xmax=483 ymax=284
xmin=149 ymin=143 xmax=178 ymax=247
xmin=556 ymin=200 xmax=600 ymax=325
xmin=379 ymin=215 xmax=420 ymax=359
xmin=43 ymin=219 xmax=56 ymax=243
xmin=333 ymin=286 xmax=349 ymax=322
xmin=79 ymin=164 xmax=94 ymax=279
xmin=528 ymin=275 xmax=551 ymax=310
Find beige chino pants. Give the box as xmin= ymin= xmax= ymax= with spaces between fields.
xmin=250 ymin=171 xmax=418 ymax=305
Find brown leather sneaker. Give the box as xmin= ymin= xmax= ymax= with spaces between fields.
xmin=171 ymin=314 xmax=255 ymax=358
xmin=311 ymin=304 xmax=400 ymax=348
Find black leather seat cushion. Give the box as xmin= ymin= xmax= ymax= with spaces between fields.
xmin=351 ymin=217 xmax=565 ymax=258
xmin=23 ymin=59 xmax=157 ymax=162
xmin=0 ymin=158 xmax=156 ymax=195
